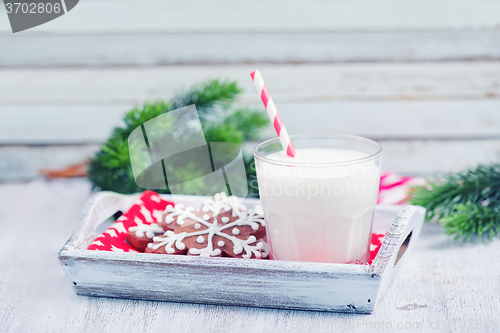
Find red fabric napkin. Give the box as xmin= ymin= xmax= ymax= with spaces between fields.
xmin=88 ymin=191 xmax=173 ymax=252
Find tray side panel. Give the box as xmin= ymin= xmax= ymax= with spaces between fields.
xmin=371 ymin=205 xmax=425 ymax=305
xmin=61 ymin=191 xmax=140 ymax=251
xmin=59 ymin=253 xmax=379 ymax=313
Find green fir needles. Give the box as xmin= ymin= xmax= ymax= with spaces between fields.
xmin=409 ymin=163 xmax=500 ymax=242
xmin=88 ymin=79 xmax=268 ymax=196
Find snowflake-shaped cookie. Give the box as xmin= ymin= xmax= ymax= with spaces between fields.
xmin=147 ymin=200 xmax=266 ymax=259
xmin=126 ymin=223 xmax=164 ymax=252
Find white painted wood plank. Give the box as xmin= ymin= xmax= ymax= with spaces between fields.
xmin=380 ymin=139 xmax=500 ymax=175
xmin=1 ymin=179 xmax=500 ymax=332
xmin=2 ymin=63 xmax=500 ymax=103
xmin=0 ymin=106 xmax=126 ymax=144
xmin=0 ymin=145 xmax=99 ymax=182
xmin=2 ymin=100 xmax=500 ymax=145
xmin=2 ymin=0 xmax=500 ymax=34
xmin=277 ymin=100 xmax=500 ymax=140
xmin=1 ymin=31 xmax=500 ymax=66
xmin=1 ymin=138 xmax=499 ymax=181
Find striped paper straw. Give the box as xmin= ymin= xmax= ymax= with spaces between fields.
xmin=250 ymin=70 xmax=296 ymax=158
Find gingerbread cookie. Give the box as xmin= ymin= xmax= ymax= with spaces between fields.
xmin=200 ymin=192 xmax=247 ymax=217
xmin=126 ymin=223 xmax=164 ymax=252
xmin=159 ymin=193 xmax=247 ymax=232
xmin=147 ymin=194 xmax=266 ymax=259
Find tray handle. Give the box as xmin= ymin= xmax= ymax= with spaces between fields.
xmin=370 ymin=205 xmax=425 ymax=276
xmin=60 ymin=191 xmax=140 ymax=252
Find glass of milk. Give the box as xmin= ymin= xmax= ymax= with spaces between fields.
xmin=253 ymin=134 xmax=382 ymax=264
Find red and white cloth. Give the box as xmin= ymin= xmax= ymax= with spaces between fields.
xmin=88 ymin=172 xmax=421 ymax=263
xmin=88 ymin=191 xmax=173 ymax=252
xmin=377 ymin=172 xmax=424 ymax=205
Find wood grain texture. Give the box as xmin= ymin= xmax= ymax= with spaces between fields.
xmin=3 ymin=101 xmax=500 ymax=144
xmin=0 ymin=145 xmax=99 ymax=182
xmin=0 ymin=0 xmax=499 ymax=327
xmin=378 ymin=140 xmax=500 ymax=175
xmin=1 ymin=180 xmax=499 ymax=332
xmin=2 ymin=63 xmax=500 ymax=104
xmin=0 ymin=105 xmax=126 ymax=144
xmin=58 ymin=192 xmax=423 ymax=314
xmin=61 ymin=250 xmax=380 ymax=313
xmin=1 ymin=125 xmax=499 ymax=180
xmin=2 ymin=139 xmax=500 ymax=181
xmin=1 ymin=62 xmax=499 ymax=180
xmin=3 ymin=0 xmax=500 ymax=34
xmin=2 ymin=31 xmax=500 ymax=66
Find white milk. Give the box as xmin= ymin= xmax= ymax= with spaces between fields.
xmin=256 ymin=148 xmax=380 ymax=264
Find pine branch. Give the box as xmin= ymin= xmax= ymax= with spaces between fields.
xmin=408 ymin=163 xmax=500 ymax=241
xmin=103 ymin=101 xmax=173 ymax=142
xmin=203 ymin=122 xmax=244 ymax=145
xmin=245 ymin=155 xmax=259 ymax=197
xmin=171 ymin=79 xmax=242 ymax=116
xmin=88 ymin=79 xmax=269 ymax=196
xmin=221 ymin=108 xmax=269 ymax=141
xmin=440 ymin=202 xmax=500 ymax=242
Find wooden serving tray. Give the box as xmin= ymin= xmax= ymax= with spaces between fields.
xmin=58 ymin=192 xmax=425 ymax=314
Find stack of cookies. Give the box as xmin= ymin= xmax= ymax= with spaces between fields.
xmin=126 ymin=193 xmax=268 ymax=259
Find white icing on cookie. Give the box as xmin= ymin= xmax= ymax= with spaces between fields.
xmin=152 ymin=201 xmax=266 ymax=259
xmin=201 ymin=192 xmax=247 ymax=217
xmin=217 ymin=240 xmax=225 ymax=247
xmin=157 ymin=230 xmax=186 ymax=252
xmin=240 ymin=207 xmax=266 ymax=229
xmin=129 ymin=223 xmax=164 ymax=238
xmin=221 ymin=216 xmax=229 ymax=223
xmin=196 ymin=236 xmax=204 ymax=244
xmin=194 ymin=223 xmax=201 ymax=229
xmin=163 ymin=203 xmax=196 ymax=226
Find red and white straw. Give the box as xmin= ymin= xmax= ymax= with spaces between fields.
xmin=250 ymin=70 xmax=296 ymax=158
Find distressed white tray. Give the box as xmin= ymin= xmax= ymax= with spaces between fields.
xmin=58 ymin=192 xmax=425 ymax=314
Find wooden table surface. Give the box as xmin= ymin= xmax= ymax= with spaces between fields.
xmin=1 ymin=179 xmax=499 ymax=333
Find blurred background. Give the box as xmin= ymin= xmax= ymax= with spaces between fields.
xmin=1 ymin=0 xmax=500 ymax=183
